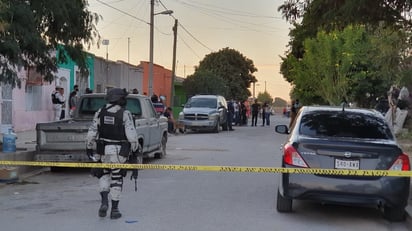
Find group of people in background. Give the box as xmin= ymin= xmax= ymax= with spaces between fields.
xmin=230 ymin=98 xmax=300 ymax=129
xmin=53 ymin=84 xmax=301 ymax=131
xmin=52 ymin=84 xmax=94 ymax=121
xmin=228 ymin=100 xmax=249 ymax=127
xmin=250 ymin=99 xmax=271 ymax=127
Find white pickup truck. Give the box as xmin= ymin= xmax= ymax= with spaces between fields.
xmin=35 ymin=93 xmax=168 ymax=167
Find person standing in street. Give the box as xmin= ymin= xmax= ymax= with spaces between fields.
xmin=86 ymin=88 xmax=138 ymax=220
xmin=240 ymin=101 xmax=247 ymax=125
xmin=163 ymin=107 xmax=175 ymax=133
xmin=227 ymin=100 xmax=235 ymax=131
xmin=234 ymin=101 xmax=240 ymax=126
xmin=251 ymin=99 xmax=260 ymax=127
xmin=289 ymin=99 xmax=300 ymax=128
xmin=265 ymin=103 xmax=271 ymax=126
xmin=52 ymin=86 xmax=65 ymax=121
xmin=261 ymin=102 xmax=268 ymax=126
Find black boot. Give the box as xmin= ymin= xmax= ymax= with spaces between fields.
xmin=110 ymin=200 xmax=122 ymax=219
xmin=98 ymin=191 xmax=109 ymax=217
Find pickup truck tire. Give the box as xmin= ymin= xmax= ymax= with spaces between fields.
xmin=154 ymin=135 xmax=167 ymax=159
xmin=213 ymin=119 xmax=220 ymax=133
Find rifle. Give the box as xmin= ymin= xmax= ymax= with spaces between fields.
xmin=129 ymin=150 xmax=140 ymax=192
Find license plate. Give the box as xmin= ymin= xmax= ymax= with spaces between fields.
xmin=335 ymin=159 xmax=360 ymax=170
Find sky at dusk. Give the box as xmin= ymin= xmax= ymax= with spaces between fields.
xmin=87 ymin=0 xmax=292 ymax=100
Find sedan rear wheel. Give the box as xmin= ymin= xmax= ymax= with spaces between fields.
xmin=276 ymin=189 xmax=292 ymax=212
xmin=383 ymin=205 xmax=405 ymax=222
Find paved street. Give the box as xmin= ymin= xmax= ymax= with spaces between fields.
xmin=0 ymin=115 xmax=411 ymax=231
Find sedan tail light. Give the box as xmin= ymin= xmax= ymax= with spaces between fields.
xmin=284 ymin=144 xmax=308 ymax=168
xmin=388 ymin=153 xmax=410 ymax=171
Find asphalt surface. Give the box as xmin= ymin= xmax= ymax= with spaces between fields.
xmin=2 ymin=124 xmax=412 ymax=226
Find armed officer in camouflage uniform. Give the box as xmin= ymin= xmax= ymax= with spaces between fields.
xmin=86 ymin=88 xmax=138 ymax=219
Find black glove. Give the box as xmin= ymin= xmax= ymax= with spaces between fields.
xmin=86 ymin=149 xmax=94 ymax=160
xmin=131 ymin=169 xmax=138 ymax=180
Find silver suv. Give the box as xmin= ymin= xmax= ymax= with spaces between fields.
xmin=178 ymin=95 xmax=228 ymax=133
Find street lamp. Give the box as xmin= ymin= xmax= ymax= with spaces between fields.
xmin=149 ymin=0 xmax=173 ymax=96
xmin=102 ymin=39 xmax=109 ymax=60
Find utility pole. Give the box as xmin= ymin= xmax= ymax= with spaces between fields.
xmin=253 ymin=81 xmax=256 ymax=99
xmin=170 ymin=19 xmax=178 ymax=107
xmin=148 ymin=1 xmax=173 ymax=97
xmin=149 ymin=0 xmax=154 ymax=97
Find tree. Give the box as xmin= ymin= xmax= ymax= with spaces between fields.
xmin=278 ymin=0 xmax=412 ymax=106
xmin=273 ymin=97 xmax=288 ymax=107
xmin=278 ymin=0 xmax=412 ymax=72
xmin=188 ymin=47 xmax=257 ymax=100
xmin=289 ymin=25 xmax=407 ymax=106
xmin=0 ymin=0 xmax=100 ymax=88
xmin=257 ymin=91 xmax=273 ymax=104
xmin=182 ymin=70 xmax=228 ymax=97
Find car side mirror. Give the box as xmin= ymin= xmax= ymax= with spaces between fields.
xmin=275 ymin=125 xmax=289 ymax=134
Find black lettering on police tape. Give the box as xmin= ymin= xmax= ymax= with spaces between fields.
xmin=258 ymin=168 xmax=276 ymax=173
xmin=219 ymin=167 xmax=233 ymax=172
xmin=0 ymin=161 xmax=410 ymax=177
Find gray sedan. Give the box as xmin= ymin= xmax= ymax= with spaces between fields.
xmin=275 ymin=105 xmax=410 ymax=222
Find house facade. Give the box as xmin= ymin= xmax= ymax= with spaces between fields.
xmin=138 ymin=61 xmax=173 ymax=106
xmin=93 ymin=57 xmax=143 ymax=94
xmin=5 ymin=51 xmax=94 ymax=132
xmin=2 ymin=51 xmax=184 ymax=132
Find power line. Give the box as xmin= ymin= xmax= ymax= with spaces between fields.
xmin=95 ymin=0 xmax=213 ymax=61
xmin=96 ymin=0 xmax=149 ymax=25
xmin=158 ymin=0 xmax=214 ymax=52
xmin=178 ymin=34 xmax=202 ymax=59
xmin=172 ymin=0 xmax=282 ymax=34
xmin=177 ymin=22 xmax=213 ymax=52
xmin=175 ymin=0 xmax=283 ymax=19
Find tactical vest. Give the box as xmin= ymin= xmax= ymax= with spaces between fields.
xmin=98 ymin=106 xmax=127 ymax=141
xmin=51 ymin=92 xmax=61 ymax=104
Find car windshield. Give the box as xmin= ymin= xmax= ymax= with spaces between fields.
xmin=186 ymin=98 xmax=217 ymax=108
xmin=299 ymin=111 xmax=393 ymax=140
xmin=79 ymin=97 xmax=141 ymax=116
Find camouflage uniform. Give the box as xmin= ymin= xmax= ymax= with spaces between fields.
xmin=86 ymin=103 xmax=138 ymax=218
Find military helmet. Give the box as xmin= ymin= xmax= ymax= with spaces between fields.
xmin=106 ymin=88 xmax=128 ymax=103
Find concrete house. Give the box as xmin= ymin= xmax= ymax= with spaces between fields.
xmin=93 ymin=56 xmax=143 ymax=94
xmin=1 ymin=48 xmax=184 ymax=133
xmin=2 ymin=50 xmax=94 ymax=132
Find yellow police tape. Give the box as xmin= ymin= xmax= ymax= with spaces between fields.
xmin=0 ymin=160 xmax=411 ymax=177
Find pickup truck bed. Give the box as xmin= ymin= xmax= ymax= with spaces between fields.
xmin=35 ymin=93 xmax=168 ymax=164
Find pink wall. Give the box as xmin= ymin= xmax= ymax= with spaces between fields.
xmin=11 ymin=71 xmax=56 ymax=132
